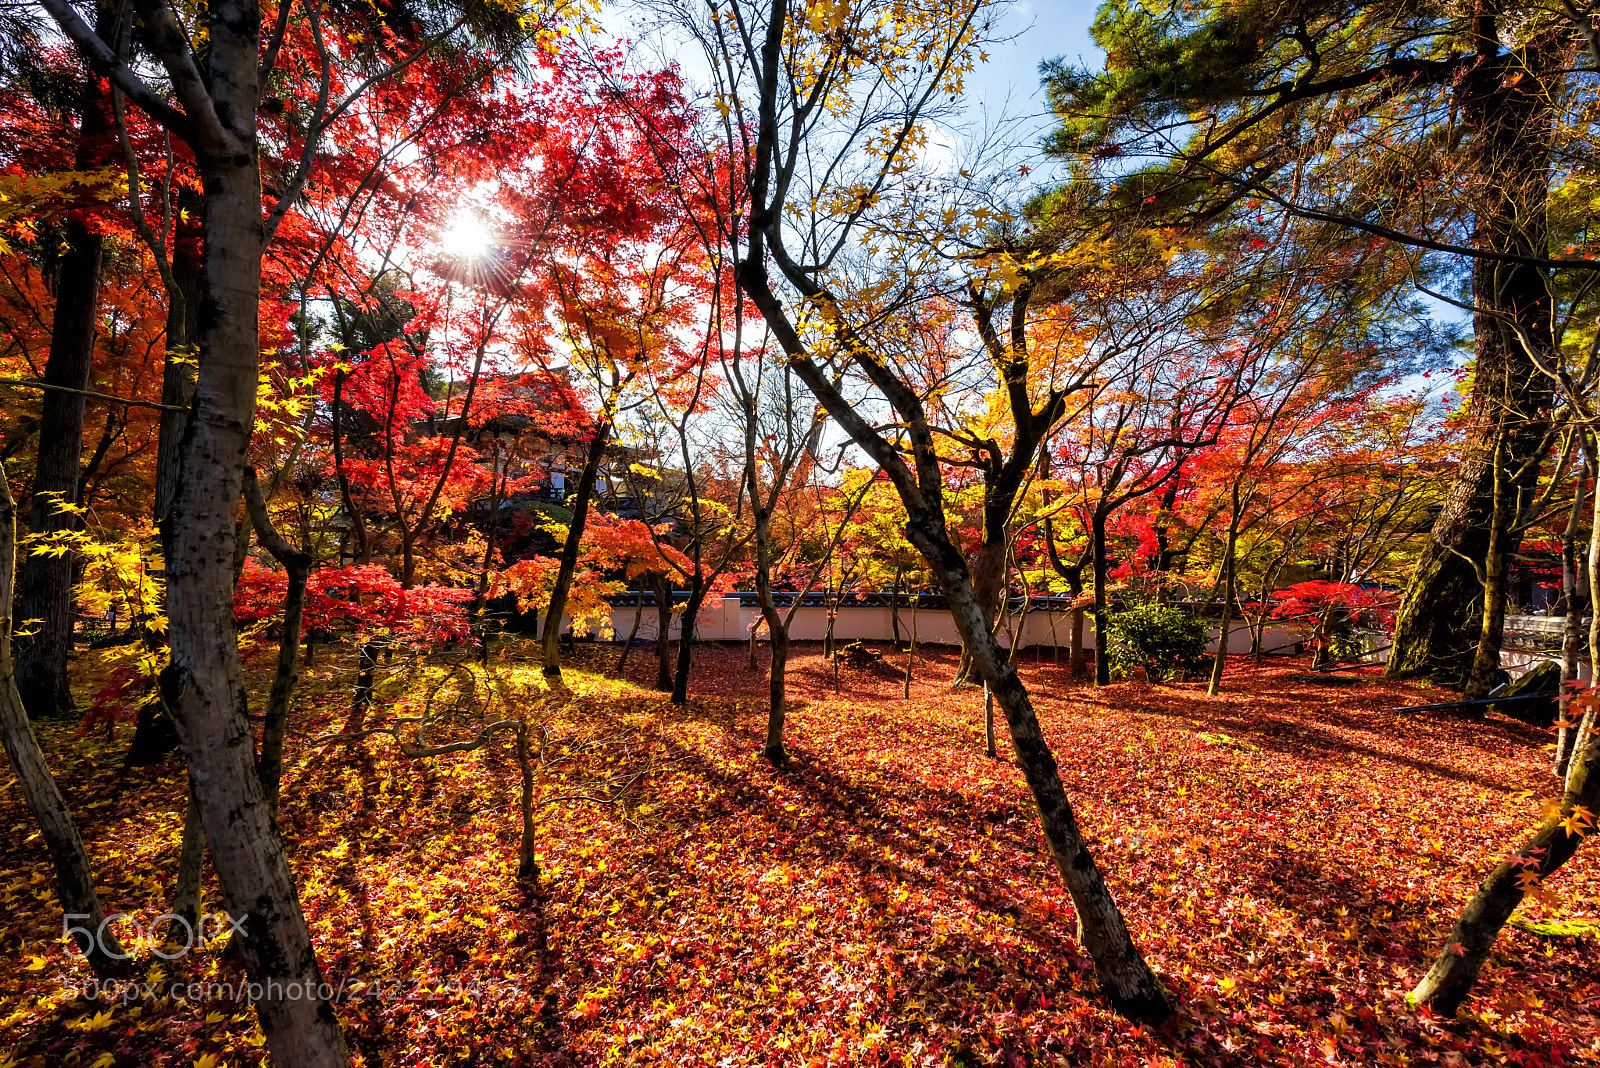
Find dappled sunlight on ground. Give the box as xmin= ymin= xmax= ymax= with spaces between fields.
xmin=1 ymin=640 xmax=1596 ymax=1066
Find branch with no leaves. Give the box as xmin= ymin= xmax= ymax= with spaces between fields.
xmin=0 ymin=378 xmax=187 ymax=412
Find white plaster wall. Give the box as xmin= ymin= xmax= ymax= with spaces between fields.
xmin=546 ymin=596 xmax=1312 ymax=654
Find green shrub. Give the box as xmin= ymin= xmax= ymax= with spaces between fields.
xmin=1103 ymin=603 xmax=1208 ymax=682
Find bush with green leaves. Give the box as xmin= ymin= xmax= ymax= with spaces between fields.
xmin=1103 ymin=603 xmax=1208 ymax=682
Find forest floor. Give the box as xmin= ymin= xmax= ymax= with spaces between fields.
xmin=1 ymin=639 xmax=1597 ymax=1067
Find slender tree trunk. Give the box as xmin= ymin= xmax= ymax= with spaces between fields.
xmin=652 ymin=577 xmax=673 ymax=692
xmin=1570 ymin=512 xmax=1600 ymax=795
xmin=903 ymin=596 xmax=918 ymax=698
xmin=1411 ymin=722 xmax=1599 ymax=1014
xmin=15 ymin=36 xmax=115 ymax=719
xmin=890 ymin=564 xmax=902 ymax=645
xmin=243 ymin=469 xmax=311 ymax=819
xmin=763 ymin=626 xmax=790 ymax=763
xmin=615 ymin=591 xmax=645 ymax=676
xmin=158 ymin=54 xmax=350 ymax=1061
xmin=1092 ymin=513 xmax=1111 ymax=686
xmin=1207 ymin=511 xmax=1242 ymax=696
xmin=349 ymin=642 xmax=378 ymax=732
xmin=670 ymin=585 xmax=707 ymax=705
xmin=984 ymin=681 xmax=996 ymax=759
xmin=1070 ymin=607 xmax=1086 ymax=677
xmin=1464 ymin=436 xmax=1511 ymax=701
xmin=1151 ymin=473 xmax=1182 ymax=581
xmin=748 ymin=621 xmax=759 ymax=670
xmin=153 ymin=207 xmax=201 ymax=529
xmin=541 ymin=423 xmax=611 ymax=680
xmin=1047 ymin=602 xmax=1059 ymax=666
xmin=172 ymin=783 xmax=204 ymax=927
xmin=0 ymin=464 xmax=126 ymax=975
xmin=1556 ymin=453 xmax=1588 ymax=776
xmin=471 ymin=442 xmax=505 ymax=666
xmin=902 ymin=512 xmax=1170 ymax=1020
xmin=515 ymin=723 xmax=539 ymax=887
xmin=755 ymin=507 xmax=792 ymax=761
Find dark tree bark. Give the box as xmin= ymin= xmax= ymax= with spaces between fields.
xmin=41 ymin=0 xmax=355 ymax=1058
xmin=0 ymin=464 xmax=127 ymax=975
xmin=651 ymin=574 xmax=673 ymax=692
xmin=126 ymin=222 xmax=211 ymax=767
xmin=1045 ymin=518 xmax=1089 ymax=678
xmin=1390 ymin=29 xmax=1555 ymax=688
xmin=762 ymin=627 xmax=790 ymax=760
xmin=541 ymin=422 xmax=611 ymax=679
xmin=718 ymin=0 xmax=1169 ymax=1016
xmin=15 ymin=25 xmax=115 ymax=719
xmin=670 ymin=585 xmax=708 ymax=705
xmin=890 ymin=564 xmax=902 ymax=645
xmin=736 ymin=265 xmax=1171 ymax=1023
xmin=1206 ymin=494 xmax=1243 ymax=696
xmin=615 ymin=589 xmax=646 ymax=676
xmin=1412 ymin=723 xmax=1599 ymax=1013
xmin=1555 ymin=449 xmax=1588 ymax=777
xmin=244 ymin=467 xmax=312 ymax=820
xmin=172 ymin=783 xmax=205 ymax=926
xmin=903 ymin=510 xmax=1171 ymax=1019
xmin=753 ymin=502 xmax=791 ymax=760
xmin=1091 ymin=512 xmax=1112 ymax=686
xmin=902 ymin=595 xmax=919 ymax=697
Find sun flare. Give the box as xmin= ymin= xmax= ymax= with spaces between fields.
xmin=440 ymin=211 xmax=495 ymax=260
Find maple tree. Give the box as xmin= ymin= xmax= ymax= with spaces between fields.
xmin=1038 ymin=0 xmax=1600 ymax=695
xmin=675 ymin=0 xmax=1179 ymax=1017
xmin=7 ymin=0 xmax=1600 ymax=1057
xmin=28 ymin=0 xmax=593 ymax=1061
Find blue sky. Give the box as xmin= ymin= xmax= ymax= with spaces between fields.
xmin=965 ymin=0 xmax=1102 ymax=147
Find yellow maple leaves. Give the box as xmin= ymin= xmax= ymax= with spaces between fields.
xmin=1558 ymin=804 xmax=1596 ymax=838
xmin=806 ymin=0 xmax=853 ymax=33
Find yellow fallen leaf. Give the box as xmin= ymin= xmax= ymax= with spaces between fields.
xmin=72 ymin=1008 xmax=115 ymax=1031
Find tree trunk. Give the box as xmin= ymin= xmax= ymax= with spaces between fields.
xmin=652 ymin=576 xmax=673 ymax=692
xmin=15 ymin=41 xmax=115 ymax=720
xmin=349 ymin=642 xmax=378 ymax=732
xmin=159 ymin=72 xmax=350 ymax=1063
xmin=615 ymin=591 xmax=645 ymax=677
xmin=515 ymin=723 xmax=539 ymax=887
xmin=153 ymin=205 xmax=202 ymax=529
xmin=244 ymin=468 xmax=311 ymax=819
xmin=541 ymin=423 xmax=610 ymax=680
xmin=1207 ymin=511 xmax=1241 ymax=696
xmin=473 ymin=451 xmax=506 ymax=666
xmin=172 ymin=783 xmax=205 ymax=927
xmin=903 ymin=595 xmax=918 ymax=698
xmin=1463 ymin=435 xmax=1511 ymax=701
xmin=1070 ymin=607 xmax=1086 ymax=677
xmin=903 ymin=511 xmax=1170 ymax=1021
xmin=890 ymin=564 xmax=902 ymax=645
xmin=755 ymin=501 xmax=792 ymax=761
xmin=1092 ymin=512 xmax=1111 ymax=686
xmin=984 ymin=681 xmax=996 ymax=759
xmin=763 ymin=626 xmax=790 ymax=763
xmin=1570 ymin=514 xmax=1600 ymax=795
xmin=670 ymin=585 xmax=707 ymax=705
xmin=1555 ymin=449 xmax=1588 ymax=776
xmin=0 ymin=464 xmax=127 ymax=975
xmin=1389 ymin=28 xmax=1554 ymax=689
xmin=1411 ymin=723 xmax=1599 ymax=1014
